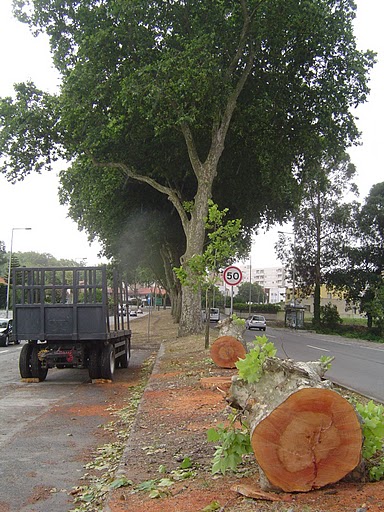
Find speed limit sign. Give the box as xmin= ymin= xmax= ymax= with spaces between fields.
xmin=223 ymin=266 xmax=242 ymax=286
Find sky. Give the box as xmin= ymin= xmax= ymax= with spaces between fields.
xmin=0 ymin=0 xmax=383 ymax=267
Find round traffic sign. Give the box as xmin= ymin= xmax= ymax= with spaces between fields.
xmin=223 ymin=266 xmax=242 ymax=286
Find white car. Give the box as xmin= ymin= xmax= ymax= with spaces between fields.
xmin=245 ymin=315 xmax=267 ymax=331
xmin=201 ymin=308 xmax=220 ymax=322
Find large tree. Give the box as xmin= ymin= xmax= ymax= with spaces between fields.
xmin=0 ymin=0 xmax=375 ymax=335
xmin=235 ymin=281 xmax=267 ymax=304
xmin=276 ymin=153 xmax=359 ymax=326
xmin=331 ymin=182 xmax=384 ymax=331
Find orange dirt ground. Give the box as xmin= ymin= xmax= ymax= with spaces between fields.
xmin=104 ymin=310 xmax=384 ymax=512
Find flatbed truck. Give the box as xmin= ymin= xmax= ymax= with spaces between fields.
xmin=12 ymin=266 xmax=131 ymax=381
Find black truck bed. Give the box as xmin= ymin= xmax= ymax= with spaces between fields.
xmin=12 ymin=266 xmax=129 ymax=342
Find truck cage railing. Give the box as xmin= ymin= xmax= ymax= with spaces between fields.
xmin=12 ymin=266 xmax=128 ymax=341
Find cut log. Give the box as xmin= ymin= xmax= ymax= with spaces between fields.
xmin=251 ymin=388 xmax=362 ymax=492
xmin=228 ymin=357 xmax=363 ymax=492
xmin=218 ymin=316 xmax=246 ymax=342
xmin=210 ymin=336 xmax=247 ymax=368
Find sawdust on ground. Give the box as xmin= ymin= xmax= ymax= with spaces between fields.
xmin=105 ymin=309 xmax=384 ymax=512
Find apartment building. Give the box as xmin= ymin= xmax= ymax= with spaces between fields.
xmin=227 ymin=264 xmax=287 ymax=304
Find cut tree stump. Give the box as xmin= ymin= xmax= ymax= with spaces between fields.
xmin=251 ymin=387 xmax=363 ymax=492
xmin=228 ymin=357 xmax=363 ymax=492
xmin=210 ymin=336 xmax=246 ymax=368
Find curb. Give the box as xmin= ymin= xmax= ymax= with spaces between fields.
xmin=103 ymin=342 xmax=165 ymax=512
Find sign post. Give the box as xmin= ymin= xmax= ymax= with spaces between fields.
xmin=223 ymin=266 xmax=243 ymax=316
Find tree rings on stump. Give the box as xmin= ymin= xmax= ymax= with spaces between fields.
xmin=210 ymin=336 xmax=246 ymax=368
xmin=251 ymin=388 xmax=362 ymax=492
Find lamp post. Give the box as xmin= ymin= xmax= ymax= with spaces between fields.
xmin=278 ymin=230 xmax=296 ymax=306
xmin=6 ymin=227 xmax=32 ymax=318
xmin=248 ymin=253 xmax=252 ymax=315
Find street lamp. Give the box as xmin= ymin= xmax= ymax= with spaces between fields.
xmin=6 ymin=227 xmax=32 ymax=318
xmin=278 ymin=230 xmax=296 ymax=306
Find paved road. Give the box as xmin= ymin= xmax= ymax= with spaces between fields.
xmin=244 ymin=326 xmax=384 ymax=403
xmin=0 ymin=341 xmax=152 ymax=512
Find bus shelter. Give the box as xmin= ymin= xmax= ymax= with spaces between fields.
xmin=284 ymin=305 xmax=306 ymax=329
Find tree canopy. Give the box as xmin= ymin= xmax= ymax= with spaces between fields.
xmin=0 ymin=0 xmax=376 ymax=334
xmin=234 ymin=281 xmax=267 ymax=304
xmin=275 ymin=153 xmax=359 ymax=325
xmin=330 ymin=182 xmax=384 ymax=332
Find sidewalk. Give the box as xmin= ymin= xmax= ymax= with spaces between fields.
xmin=104 ymin=310 xmax=248 ymax=512
xmin=103 ymin=310 xmax=384 ymax=512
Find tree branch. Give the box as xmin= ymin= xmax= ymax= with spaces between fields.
xmin=89 ymin=156 xmax=190 ymax=234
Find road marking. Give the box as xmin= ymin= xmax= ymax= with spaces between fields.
xmin=323 ymin=339 xmax=384 ymax=352
xmin=307 ymin=345 xmax=330 ymax=352
xmin=0 ymin=346 xmax=23 ymax=354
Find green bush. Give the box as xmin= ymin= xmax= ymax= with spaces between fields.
xmin=319 ymin=302 xmax=342 ymax=329
xmin=233 ymin=303 xmax=281 ymax=314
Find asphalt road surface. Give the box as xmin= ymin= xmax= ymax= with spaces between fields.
xmin=0 ymin=341 xmax=152 ymax=512
xmin=244 ymin=325 xmax=384 ymax=403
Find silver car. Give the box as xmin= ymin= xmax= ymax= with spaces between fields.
xmin=245 ymin=314 xmax=266 ymax=331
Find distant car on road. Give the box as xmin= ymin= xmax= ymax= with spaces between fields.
xmin=129 ymin=309 xmax=138 ymax=317
xmin=0 ymin=318 xmax=18 ymax=347
xmin=118 ymin=304 xmax=127 ymax=316
xmin=245 ymin=314 xmax=267 ymax=331
xmin=202 ymin=308 xmax=221 ymax=322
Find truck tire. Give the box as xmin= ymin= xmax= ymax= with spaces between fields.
xmin=88 ymin=348 xmax=102 ymax=380
xmin=31 ymin=345 xmax=48 ymax=382
xmin=19 ymin=344 xmax=33 ymax=378
xmin=118 ymin=339 xmax=130 ymax=369
xmin=101 ymin=344 xmax=115 ymax=380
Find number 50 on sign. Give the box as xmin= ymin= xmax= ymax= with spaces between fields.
xmin=223 ymin=266 xmax=242 ymax=286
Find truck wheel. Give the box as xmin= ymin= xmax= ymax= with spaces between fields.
xmin=88 ymin=348 xmax=102 ymax=380
xmin=31 ymin=345 xmax=48 ymax=382
xmin=101 ymin=345 xmax=115 ymax=380
xmin=118 ymin=339 xmax=129 ymax=369
xmin=19 ymin=344 xmax=33 ymax=378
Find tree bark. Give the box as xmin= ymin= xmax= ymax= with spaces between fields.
xmin=229 ymin=358 xmax=362 ymax=492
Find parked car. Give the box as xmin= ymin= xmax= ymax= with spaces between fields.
xmin=129 ymin=309 xmax=137 ymax=317
xmin=245 ymin=314 xmax=267 ymax=331
xmin=209 ymin=308 xmax=220 ymax=322
xmin=0 ymin=318 xmax=17 ymax=347
xmin=202 ymin=308 xmax=221 ymax=322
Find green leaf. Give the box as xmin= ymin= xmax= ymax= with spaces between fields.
xmin=109 ymin=477 xmax=133 ymax=490
xmin=180 ymin=457 xmax=193 ymax=469
xmin=201 ymin=500 xmax=222 ymax=511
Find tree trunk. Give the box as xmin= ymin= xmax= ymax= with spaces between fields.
xmin=252 ymin=388 xmax=362 ymax=492
xmin=205 ymin=287 xmax=211 ymax=349
xmin=178 ymin=284 xmax=203 ymax=336
xmin=229 ymin=358 xmax=362 ymax=492
xmin=313 ymin=265 xmax=321 ymax=328
xmin=210 ymin=336 xmax=247 ymax=368
xmin=177 ymin=179 xmax=211 ymax=336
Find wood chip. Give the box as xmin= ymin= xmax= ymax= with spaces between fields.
xmin=231 ymin=483 xmax=292 ymax=502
